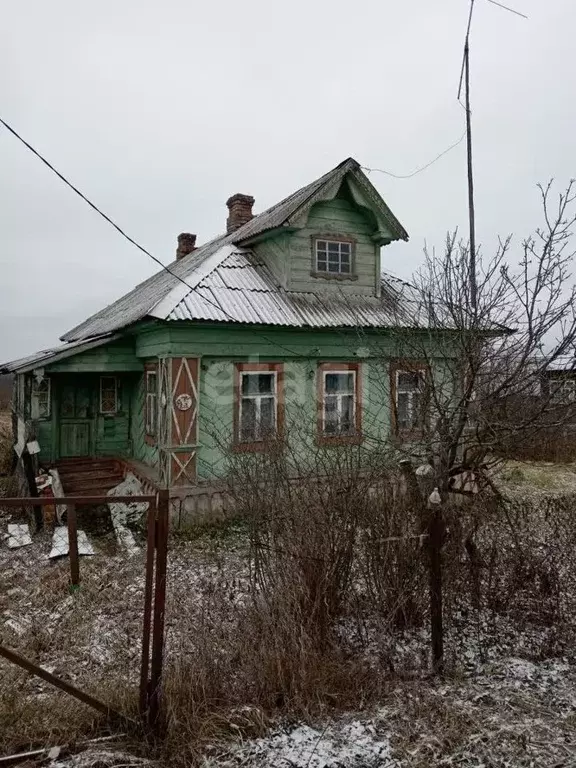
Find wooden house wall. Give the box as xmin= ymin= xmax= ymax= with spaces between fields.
xmin=287 ymin=198 xmax=381 ymax=296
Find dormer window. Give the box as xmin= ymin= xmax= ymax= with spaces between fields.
xmin=313 ymin=237 xmax=355 ymax=278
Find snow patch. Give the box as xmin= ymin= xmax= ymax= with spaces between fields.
xmin=210 ymin=720 xmax=397 ymax=767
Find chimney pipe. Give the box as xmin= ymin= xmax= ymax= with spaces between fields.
xmin=176 ymin=233 xmax=197 ymax=260
xmin=226 ymin=194 xmax=254 ymax=234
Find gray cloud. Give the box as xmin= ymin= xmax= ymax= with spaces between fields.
xmin=1 ymin=0 xmax=574 ymax=361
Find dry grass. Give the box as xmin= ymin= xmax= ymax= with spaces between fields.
xmin=2 ymin=457 xmax=576 ymax=765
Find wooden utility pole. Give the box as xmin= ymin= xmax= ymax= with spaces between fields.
xmin=459 ymin=0 xmax=527 ymax=310
xmin=458 ymin=0 xmax=478 ymax=313
xmin=464 ymin=40 xmax=477 ymax=312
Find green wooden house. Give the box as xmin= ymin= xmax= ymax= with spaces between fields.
xmin=2 ymin=157 xmax=433 ymax=513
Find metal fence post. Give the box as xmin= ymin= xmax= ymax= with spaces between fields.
xmin=427 ymin=488 xmax=444 ymax=674
xmin=67 ymin=503 xmax=80 ymax=589
xmin=148 ymin=488 xmax=170 ymax=731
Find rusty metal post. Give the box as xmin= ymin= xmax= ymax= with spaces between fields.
xmin=148 ymin=488 xmax=170 ymax=731
xmin=67 ymin=503 xmax=80 ymax=589
xmin=139 ymin=498 xmax=157 ymax=717
xmin=0 ymin=643 xmax=125 ymax=721
xmin=428 ymin=489 xmax=444 ymax=674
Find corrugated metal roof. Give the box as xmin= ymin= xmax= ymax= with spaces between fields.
xmin=165 ymin=263 xmax=424 ymax=329
xmin=60 ymin=157 xmax=409 ymax=343
xmin=0 ymin=334 xmax=119 ymax=374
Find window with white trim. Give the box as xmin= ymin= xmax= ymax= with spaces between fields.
xmin=31 ymin=377 xmax=51 ymax=419
xmin=549 ymin=377 xmax=576 ymax=404
xmin=315 ymin=239 xmax=352 ymax=275
xmin=322 ymin=370 xmax=357 ymax=436
xmin=239 ymin=371 xmax=277 ymax=443
xmin=145 ymin=369 xmax=158 ymax=437
xmin=100 ymin=376 xmax=118 ymax=415
xmin=395 ymin=369 xmax=426 ymax=431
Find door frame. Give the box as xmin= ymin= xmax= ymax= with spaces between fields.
xmin=55 ymin=375 xmax=97 ymax=459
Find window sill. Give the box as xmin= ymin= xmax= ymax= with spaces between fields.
xmin=232 ymin=438 xmax=284 ymax=453
xmin=310 ymin=272 xmax=358 ymax=281
xmin=317 ymin=434 xmax=363 ymax=447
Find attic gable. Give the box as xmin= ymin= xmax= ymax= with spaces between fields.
xmin=233 ymin=158 xmax=408 ymax=246
xmin=60 ymin=158 xmax=408 ymax=343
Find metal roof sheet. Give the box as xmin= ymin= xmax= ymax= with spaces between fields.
xmin=0 ymin=334 xmax=119 ymax=374
xmin=165 ymin=265 xmax=424 ymax=330
xmin=60 ymin=157 xmax=409 ymax=343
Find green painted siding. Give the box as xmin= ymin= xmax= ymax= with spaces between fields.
xmin=137 ymin=323 xmax=389 ymax=359
xmin=253 ymin=232 xmax=291 ymax=288
xmin=95 ymin=377 xmax=132 ymax=456
xmin=288 ymin=198 xmax=380 ymax=296
xmin=46 ymin=341 xmax=142 ymax=373
xmin=36 ymin=420 xmax=53 ymax=462
xmin=33 ymin=373 xmax=135 ymax=462
xmin=197 ymin=357 xmax=394 ymax=481
xmin=130 ymin=372 xmax=158 ymax=467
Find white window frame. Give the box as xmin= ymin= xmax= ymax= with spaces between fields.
xmin=314 ymin=239 xmax=353 ymax=275
xmin=99 ymin=376 xmax=118 ymax=415
xmin=321 ymin=369 xmax=357 ymax=436
xmin=239 ymin=370 xmax=278 ymax=443
xmin=31 ymin=377 xmax=51 ymax=420
xmin=145 ymin=369 xmax=158 ymax=437
xmin=549 ymin=376 xmax=576 ymax=404
xmin=395 ymin=368 xmax=426 ymax=431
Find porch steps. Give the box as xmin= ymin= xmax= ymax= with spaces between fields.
xmin=55 ymin=458 xmax=124 ymax=497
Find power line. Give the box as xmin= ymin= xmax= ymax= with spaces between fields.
xmin=0 ymin=116 xmax=172 ymax=280
xmin=485 ymin=0 xmax=528 ymax=19
xmin=361 ymin=131 xmax=466 ymax=179
xmin=0 ymin=116 xmax=345 ymax=361
xmin=0 ymin=115 xmax=430 ymax=364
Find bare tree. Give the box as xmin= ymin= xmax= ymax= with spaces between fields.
xmin=380 ymin=180 xmax=576 ymax=492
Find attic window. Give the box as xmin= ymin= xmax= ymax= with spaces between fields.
xmin=314 ymin=238 xmax=354 ymax=276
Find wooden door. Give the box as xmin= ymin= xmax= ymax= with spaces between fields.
xmin=59 ymin=380 xmax=94 ymax=457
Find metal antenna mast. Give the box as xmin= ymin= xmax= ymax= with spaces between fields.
xmin=457 ymin=0 xmax=528 ymax=313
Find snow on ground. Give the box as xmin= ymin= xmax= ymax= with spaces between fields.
xmin=204 ymin=656 xmax=576 ymax=767
xmin=1 ymin=504 xmax=576 ymax=766
xmin=205 ymin=720 xmax=397 ymax=768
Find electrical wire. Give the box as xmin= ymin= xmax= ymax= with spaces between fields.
xmin=0 ymin=117 xmax=172 ymax=280
xmin=0 ymin=114 xmax=431 ymax=364
xmin=0 ymin=115 xmax=312 ymax=358
xmin=361 ymin=130 xmax=466 ymax=180
xmin=485 ymin=0 xmax=528 ymax=19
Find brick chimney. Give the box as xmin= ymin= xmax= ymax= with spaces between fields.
xmin=176 ymin=233 xmax=197 ymax=260
xmin=226 ymin=194 xmax=254 ymax=234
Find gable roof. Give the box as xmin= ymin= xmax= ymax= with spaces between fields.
xmin=61 ymin=157 xmax=409 ymax=343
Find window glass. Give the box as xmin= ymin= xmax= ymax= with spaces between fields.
xmin=315 ymin=240 xmax=353 ymax=275
xmin=31 ymin=378 xmax=51 ymax=419
xmin=100 ymin=377 xmax=118 ymax=414
xmin=239 ymin=371 xmax=278 ymax=442
xmin=322 ymin=370 xmax=357 ymax=436
xmin=396 ymin=369 xmax=425 ymax=430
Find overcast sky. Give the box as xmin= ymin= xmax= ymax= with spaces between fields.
xmin=1 ymin=0 xmax=574 ymax=361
